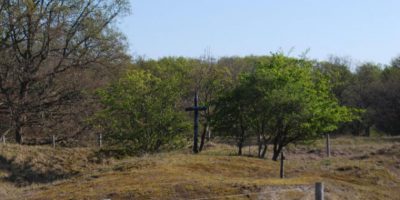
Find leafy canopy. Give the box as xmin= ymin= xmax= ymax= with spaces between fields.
xmin=213 ymin=54 xmax=358 ymax=158
xmin=94 ymin=69 xmax=189 ymax=154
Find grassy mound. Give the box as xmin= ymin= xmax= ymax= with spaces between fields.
xmin=0 ymin=144 xmax=97 ymax=187
xmin=0 ymin=137 xmax=399 ymax=200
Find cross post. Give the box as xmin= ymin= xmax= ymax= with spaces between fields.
xmin=185 ymin=92 xmax=207 ymax=153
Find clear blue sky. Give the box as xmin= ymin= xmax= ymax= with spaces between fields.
xmin=118 ymin=0 xmax=400 ymax=65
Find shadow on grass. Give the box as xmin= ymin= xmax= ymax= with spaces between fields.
xmin=0 ymin=155 xmax=78 ymax=187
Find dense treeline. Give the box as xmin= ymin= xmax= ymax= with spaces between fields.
xmin=93 ymin=54 xmax=400 ymax=159
xmin=1 ymin=1 xmax=400 ymax=161
xmin=317 ymin=57 xmax=400 ymax=136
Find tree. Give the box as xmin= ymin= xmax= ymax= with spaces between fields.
xmin=213 ymin=54 xmax=357 ymax=160
xmin=253 ymin=55 xmax=354 ymax=160
xmin=373 ymin=62 xmax=400 ymax=135
xmin=212 ymin=84 xmax=252 ymax=156
xmin=391 ymin=56 xmax=400 ymax=68
xmin=0 ymin=0 xmax=129 ymax=143
xmin=190 ymin=51 xmax=233 ymax=151
xmin=341 ymin=63 xmax=382 ymax=136
xmin=314 ymin=56 xmax=353 ymax=103
xmin=93 ymin=69 xmax=190 ymax=154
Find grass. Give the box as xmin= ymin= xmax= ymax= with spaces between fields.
xmin=0 ymin=136 xmax=399 ymax=199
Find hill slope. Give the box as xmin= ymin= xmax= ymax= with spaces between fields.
xmin=1 ymin=137 xmax=399 ymax=200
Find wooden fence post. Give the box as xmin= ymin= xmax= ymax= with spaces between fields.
xmin=315 ymin=182 xmax=324 ymax=200
xmin=326 ymin=133 xmax=331 ymax=157
xmin=280 ymin=151 xmax=285 ymax=178
xmin=52 ymin=135 xmax=56 ymax=148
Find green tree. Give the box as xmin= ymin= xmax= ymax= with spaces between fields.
xmin=190 ymin=52 xmax=233 ymax=151
xmin=212 ymin=84 xmax=252 ymax=156
xmin=133 ymin=56 xmax=235 ymax=152
xmin=342 ymin=63 xmax=382 ymax=136
xmin=373 ymin=61 xmax=400 ymax=135
xmin=314 ymin=56 xmax=353 ymax=103
xmin=213 ymin=54 xmax=357 ymax=160
xmin=94 ymin=70 xmax=190 ymax=154
xmin=254 ymin=55 xmax=356 ymax=160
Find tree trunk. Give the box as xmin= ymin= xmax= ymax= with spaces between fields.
xmin=237 ymin=124 xmax=246 ymax=156
xmin=258 ymin=135 xmax=269 ymax=158
xmin=237 ymin=135 xmax=244 ymax=156
xmin=272 ymin=143 xmax=283 ymax=161
xmin=272 ymin=150 xmax=279 ymax=161
xmin=199 ymin=124 xmax=207 ymax=152
xmin=260 ymin=144 xmax=268 ymax=158
xmin=15 ymin=127 xmax=22 ymax=144
xmin=272 ymin=134 xmax=280 ymax=161
xmin=238 ymin=141 xmax=243 ymax=156
xmin=206 ymin=125 xmax=211 ymax=141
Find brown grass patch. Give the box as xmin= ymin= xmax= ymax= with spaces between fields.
xmin=0 ymin=136 xmax=399 ymax=199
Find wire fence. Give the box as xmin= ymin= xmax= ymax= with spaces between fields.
xmin=0 ymin=132 xmax=103 ymax=148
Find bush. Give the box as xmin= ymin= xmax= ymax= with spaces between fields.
xmin=93 ymin=69 xmax=190 ymax=154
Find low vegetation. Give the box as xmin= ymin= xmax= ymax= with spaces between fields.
xmin=93 ymin=69 xmax=190 ymax=154
xmin=0 ymin=137 xmax=399 ymax=200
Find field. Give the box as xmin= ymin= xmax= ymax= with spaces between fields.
xmin=0 ymin=137 xmax=399 ymax=200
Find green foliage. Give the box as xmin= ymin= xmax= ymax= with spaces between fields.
xmin=93 ymin=69 xmax=190 ymax=154
xmin=304 ymin=56 xmax=400 ymax=136
xmin=314 ymin=57 xmax=354 ymax=101
xmin=212 ymin=82 xmax=253 ymax=154
xmin=191 ymin=56 xmax=233 ymax=128
xmin=341 ymin=63 xmax=382 ymax=135
xmin=213 ymin=54 xmax=358 ymax=159
xmin=90 ymin=53 xmax=400 ymax=158
xmin=373 ymin=65 xmax=400 ymax=135
xmin=251 ymin=54 xmax=356 ymax=137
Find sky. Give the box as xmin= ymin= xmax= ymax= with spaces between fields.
xmin=118 ymin=0 xmax=400 ymax=65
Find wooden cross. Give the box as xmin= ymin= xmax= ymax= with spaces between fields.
xmin=185 ymin=92 xmax=207 ymax=153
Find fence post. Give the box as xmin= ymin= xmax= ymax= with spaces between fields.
xmin=280 ymin=151 xmax=285 ymax=178
xmin=52 ymin=135 xmax=56 ymax=148
xmin=326 ymin=133 xmax=331 ymax=157
xmin=315 ymin=182 xmax=324 ymax=200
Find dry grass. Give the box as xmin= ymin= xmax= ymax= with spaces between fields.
xmin=0 ymin=136 xmax=399 ymax=200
